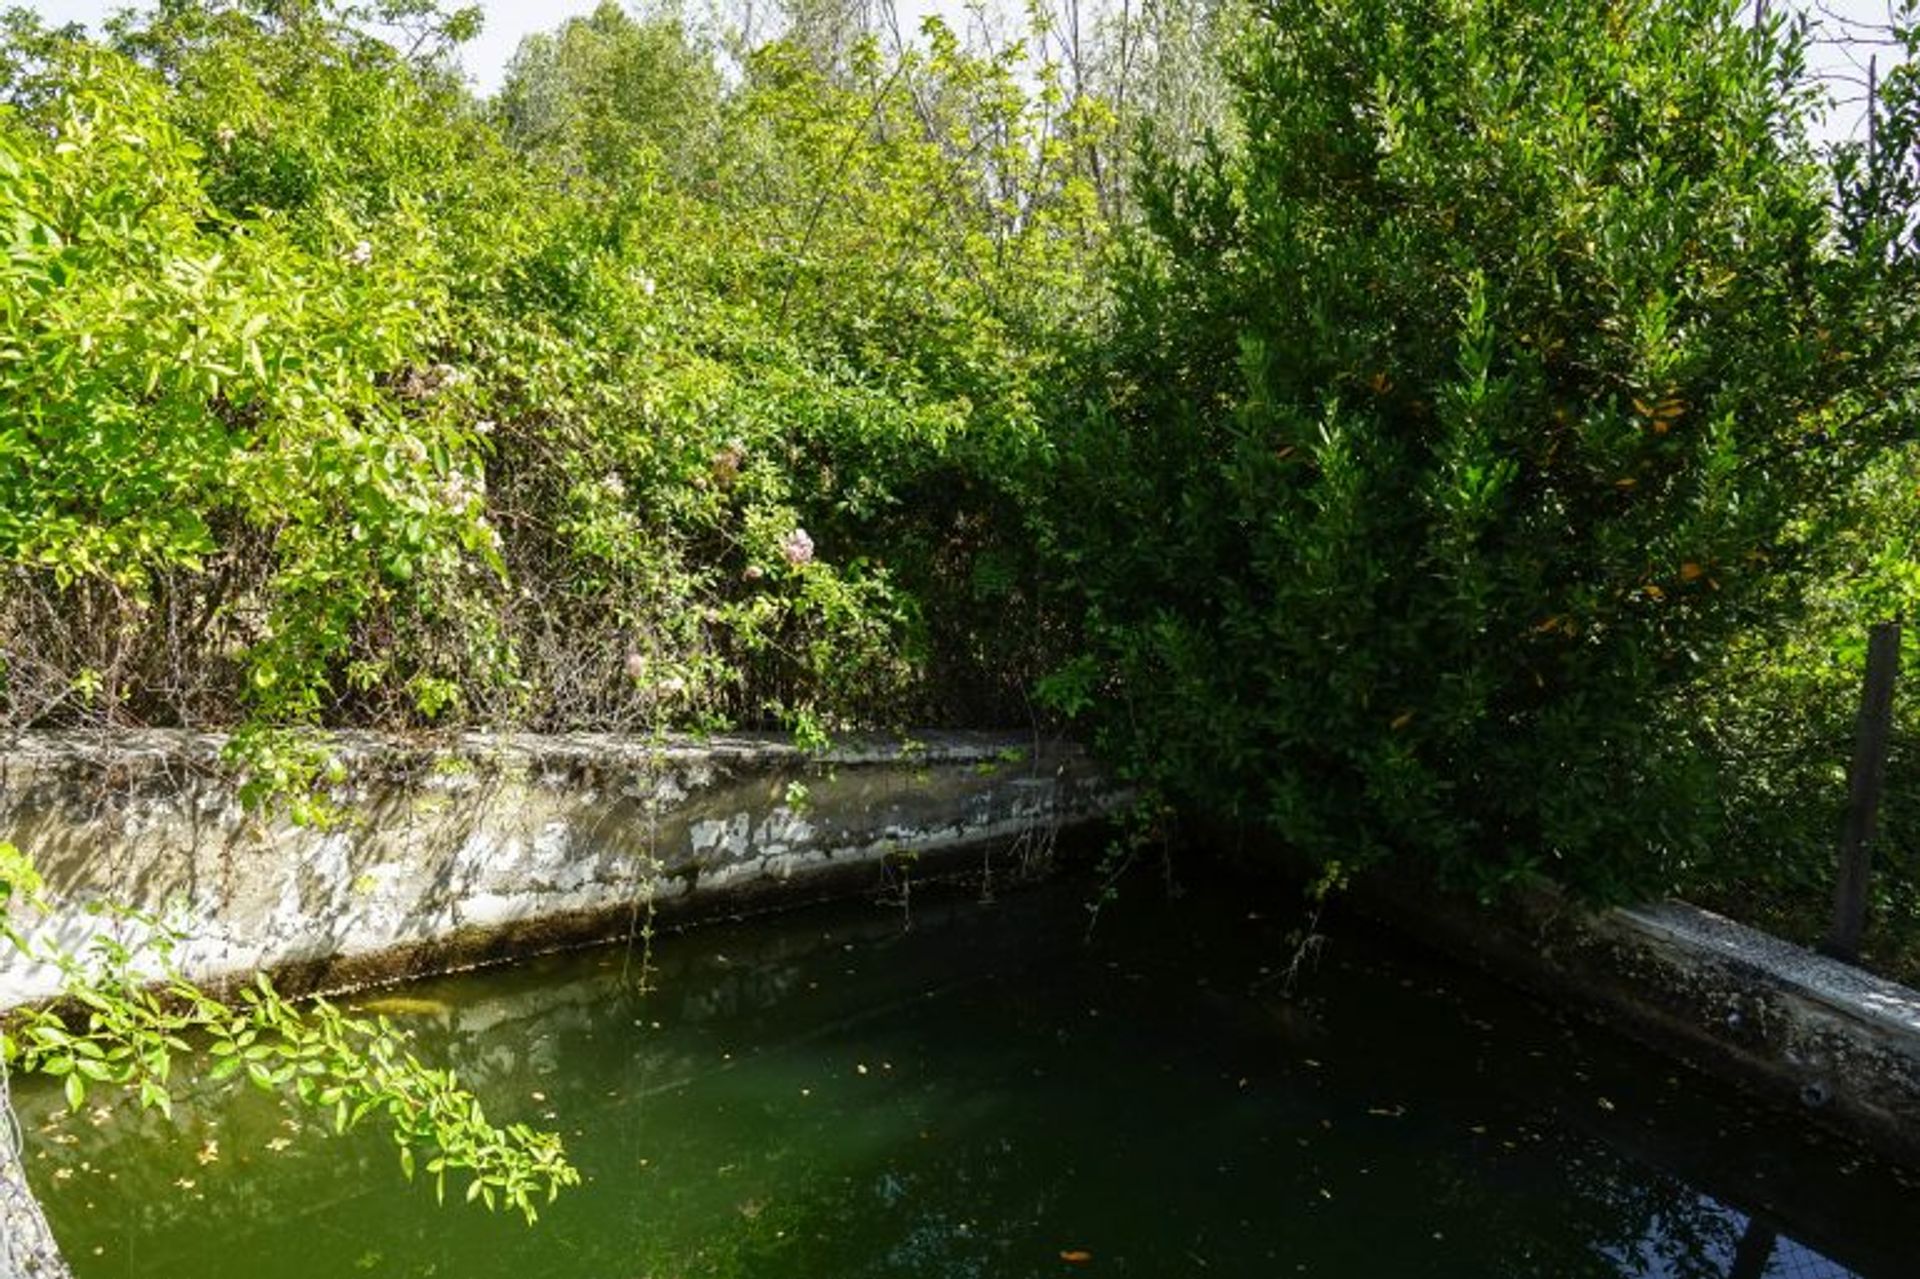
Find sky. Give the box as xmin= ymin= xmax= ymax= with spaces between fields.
xmin=21 ymin=0 xmax=946 ymax=94
xmin=14 ymin=0 xmax=1915 ymax=136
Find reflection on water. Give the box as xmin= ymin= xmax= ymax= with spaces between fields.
xmin=19 ymin=873 xmax=1920 ymax=1277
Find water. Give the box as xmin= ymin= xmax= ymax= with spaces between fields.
xmin=19 ymin=872 xmax=1920 ymax=1278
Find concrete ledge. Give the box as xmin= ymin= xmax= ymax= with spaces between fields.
xmin=0 ymin=730 xmax=1120 ymax=1007
xmin=1357 ymin=878 xmax=1920 ymax=1166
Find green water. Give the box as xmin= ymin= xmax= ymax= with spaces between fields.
xmin=21 ymin=874 xmax=1920 ymax=1278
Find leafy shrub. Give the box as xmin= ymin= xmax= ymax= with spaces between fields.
xmin=1050 ymin=0 xmax=1917 ymax=900
xmin=0 ymin=1 xmax=1101 ymax=773
xmin=0 ymin=42 xmax=501 ymax=747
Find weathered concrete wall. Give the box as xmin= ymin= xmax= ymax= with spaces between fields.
xmin=0 ymin=731 xmax=1117 ymax=1007
xmin=1355 ymin=877 xmax=1920 ymax=1168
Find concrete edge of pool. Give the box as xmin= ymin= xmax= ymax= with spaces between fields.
xmin=0 ymin=728 xmax=1127 ymax=1008
xmin=6 ymin=728 xmax=1920 ymax=1174
xmin=1355 ymin=875 xmax=1920 ymax=1169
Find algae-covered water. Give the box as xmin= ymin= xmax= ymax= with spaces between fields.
xmin=20 ymin=873 xmax=1919 ymax=1278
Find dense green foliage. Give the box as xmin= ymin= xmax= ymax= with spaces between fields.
xmin=4 ymin=18 xmax=1920 ymax=1273
xmin=1045 ymin=0 xmax=1919 ymax=901
xmin=0 ymin=0 xmax=1103 ymax=791
xmin=0 ymin=0 xmax=1917 ymax=1245
xmin=1683 ymin=0 xmax=1920 ymax=960
xmin=2 ymin=0 xmax=1919 ymax=986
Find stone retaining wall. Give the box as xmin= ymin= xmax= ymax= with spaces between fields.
xmin=0 ymin=730 xmax=1118 ymax=1007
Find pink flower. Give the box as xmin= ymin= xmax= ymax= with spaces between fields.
xmin=780 ymin=528 xmax=814 ymax=568
xmin=623 ymin=651 xmax=646 ymax=681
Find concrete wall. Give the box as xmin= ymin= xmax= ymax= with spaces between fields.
xmin=0 ymin=730 xmax=1117 ymax=1007
xmin=1356 ymin=876 xmax=1920 ymax=1168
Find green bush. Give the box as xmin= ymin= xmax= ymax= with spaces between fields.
xmin=0 ymin=1 xmax=1100 ymax=774
xmin=6 ymin=0 xmax=1919 ymax=928
xmin=1049 ymin=0 xmax=1917 ymax=900
xmin=0 ymin=41 xmax=501 ymax=737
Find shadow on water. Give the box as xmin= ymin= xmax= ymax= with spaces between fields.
xmin=17 ymin=869 xmax=1920 ymax=1278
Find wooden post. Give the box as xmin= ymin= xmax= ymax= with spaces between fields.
xmin=1728 ymin=1217 xmax=1777 ymax=1279
xmin=1824 ymin=620 xmax=1903 ymax=964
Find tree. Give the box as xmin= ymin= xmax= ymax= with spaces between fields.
xmin=1051 ymin=0 xmax=1919 ymax=899
xmin=496 ymin=2 xmax=722 ymax=187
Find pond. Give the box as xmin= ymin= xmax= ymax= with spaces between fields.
xmin=20 ymin=870 xmax=1920 ymax=1278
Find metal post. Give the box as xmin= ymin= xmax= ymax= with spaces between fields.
xmin=1824 ymin=620 xmax=1902 ymax=964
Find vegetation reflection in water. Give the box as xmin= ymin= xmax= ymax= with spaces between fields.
xmin=20 ymin=875 xmax=1920 ymax=1279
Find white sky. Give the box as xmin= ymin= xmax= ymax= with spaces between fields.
xmin=14 ymin=0 xmax=1912 ymax=136
xmin=20 ymin=0 xmax=949 ymax=94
